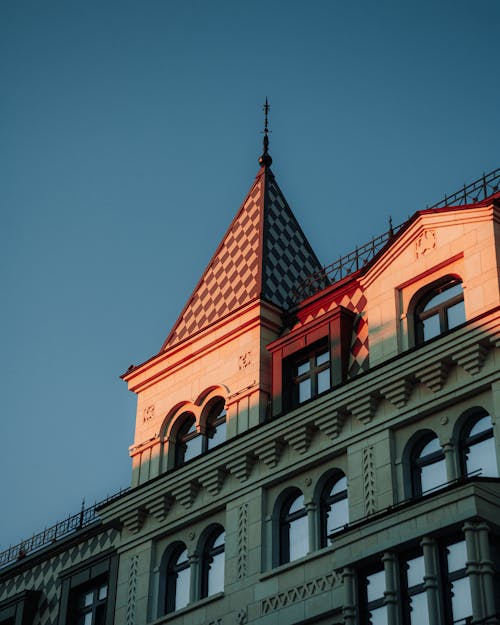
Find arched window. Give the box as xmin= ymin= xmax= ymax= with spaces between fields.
xmin=279 ymin=490 xmax=308 ymax=564
xmin=460 ymin=412 xmax=498 ymax=478
xmin=174 ymin=413 xmax=202 ymax=467
xmin=200 ymin=527 xmax=225 ymax=598
xmin=204 ymin=398 xmax=226 ymax=452
xmin=414 ymin=278 xmax=465 ymax=344
xmin=320 ymin=473 xmax=348 ymax=547
xmin=164 ymin=543 xmax=190 ymax=614
xmin=410 ymin=434 xmax=447 ymax=496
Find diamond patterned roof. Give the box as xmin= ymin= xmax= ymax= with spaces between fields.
xmin=163 ymin=166 xmax=323 ymax=349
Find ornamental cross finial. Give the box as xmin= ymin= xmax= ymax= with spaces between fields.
xmin=259 ymin=97 xmax=272 ymax=167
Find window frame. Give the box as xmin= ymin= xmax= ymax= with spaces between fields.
xmin=414 ymin=277 xmax=465 ymax=345
xmin=162 ymin=542 xmax=191 ymax=615
xmin=319 ymin=472 xmax=348 ymax=547
xmin=410 ymin=433 xmax=447 ymax=497
xmin=278 ymin=489 xmax=308 ymax=565
xmin=200 ymin=526 xmax=225 ymax=599
xmin=459 ymin=409 xmax=497 ymax=478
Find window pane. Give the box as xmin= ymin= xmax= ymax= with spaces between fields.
xmin=447 ymin=541 xmax=467 ymax=573
xmin=317 ymin=368 xmax=330 ymax=394
xmin=409 ymin=591 xmax=429 ymax=625
xmin=207 ymin=420 xmax=226 ymax=450
xmin=424 ymin=283 xmax=463 ymax=310
xmin=469 ymin=415 xmax=492 ymax=437
xmin=98 ymin=584 xmax=107 ymax=600
xmin=450 ymin=576 xmax=472 ymax=623
xmin=288 ymin=494 xmax=305 ymax=515
xmin=299 ymin=379 xmax=311 ymax=403
xmin=366 ymin=570 xmax=386 ymax=602
xmin=297 ymin=360 xmax=310 ymax=375
xmin=406 ymin=555 xmax=425 ymax=587
xmin=422 ymin=314 xmax=440 ymax=340
xmin=184 ymin=434 xmax=202 ymax=462
xmin=331 ymin=476 xmax=347 ymax=495
xmin=316 ymin=350 xmax=329 ymax=366
xmin=83 ymin=591 xmax=94 ymax=607
xmin=421 ymin=458 xmax=447 ymax=493
xmin=175 ymin=566 xmax=190 ymax=610
xmin=369 ymin=605 xmax=388 ymax=625
xmin=289 ymin=514 xmax=308 ymax=561
xmin=420 ymin=437 xmax=441 ymax=457
xmin=327 ymin=498 xmax=348 ymax=534
xmin=447 ymin=299 xmax=465 ymax=329
xmin=466 ymin=435 xmax=498 ymax=477
xmin=208 ymin=550 xmax=224 ymax=595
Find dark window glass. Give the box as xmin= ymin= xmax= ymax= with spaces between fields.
xmin=201 ymin=528 xmax=225 ymax=598
xmin=364 ymin=569 xmax=387 ymax=625
xmin=205 ymin=400 xmax=226 ymax=452
xmin=290 ymin=343 xmax=331 ymax=407
xmin=175 ymin=414 xmax=201 ymax=466
xmin=444 ymin=541 xmax=472 ymax=624
xmin=403 ymin=554 xmax=429 ymax=625
xmin=71 ymin=578 xmax=108 ymax=625
xmin=411 ymin=435 xmax=447 ymax=496
xmin=461 ymin=413 xmax=498 ymax=478
xmin=415 ymin=279 xmax=465 ymax=344
xmin=165 ymin=544 xmax=190 ymax=613
xmin=320 ymin=474 xmax=348 ymax=547
xmin=279 ymin=491 xmax=308 ymax=564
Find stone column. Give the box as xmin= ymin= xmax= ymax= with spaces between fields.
xmin=442 ymin=440 xmax=457 ymax=483
xmin=383 ymin=551 xmax=398 ymax=625
xmin=342 ymin=567 xmax=356 ymax=625
xmin=463 ymin=521 xmax=484 ymax=622
xmin=421 ymin=536 xmax=442 ymax=625
xmin=305 ymin=500 xmax=317 ymax=552
xmin=188 ymin=553 xmax=199 ymax=604
xmin=477 ymin=523 xmax=499 ymax=624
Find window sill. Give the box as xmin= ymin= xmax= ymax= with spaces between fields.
xmin=151 ymin=592 xmax=224 ymax=623
xmin=259 ymin=547 xmax=334 ymax=581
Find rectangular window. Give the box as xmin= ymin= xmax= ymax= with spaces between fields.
xmin=288 ymin=341 xmax=331 ymax=408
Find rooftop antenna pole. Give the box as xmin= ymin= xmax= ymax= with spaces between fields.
xmin=259 ymin=97 xmax=272 ymax=167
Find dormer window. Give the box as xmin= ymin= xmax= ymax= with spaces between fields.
xmin=290 ymin=342 xmax=331 ymax=405
xmin=414 ymin=278 xmax=465 ymax=344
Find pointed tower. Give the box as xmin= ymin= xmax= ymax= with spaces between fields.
xmin=123 ymin=104 xmax=323 ymax=486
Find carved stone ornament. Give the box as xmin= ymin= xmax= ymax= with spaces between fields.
xmin=415 ymin=229 xmax=436 ymax=258
xmin=239 ymin=351 xmax=251 ymax=370
xmin=143 ymin=405 xmax=155 ymax=423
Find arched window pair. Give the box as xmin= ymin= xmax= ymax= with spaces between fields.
xmin=160 ymin=525 xmax=225 ymax=615
xmin=407 ymin=410 xmax=497 ymax=498
xmin=174 ymin=398 xmax=226 ymax=467
xmin=413 ymin=277 xmax=465 ymax=345
xmin=277 ymin=472 xmax=348 ymax=566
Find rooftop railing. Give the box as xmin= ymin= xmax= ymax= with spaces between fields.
xmin=0 ymin=488 xmax=128 ymax=569
xmin=291 ymin=167 xmax=500 ymax=304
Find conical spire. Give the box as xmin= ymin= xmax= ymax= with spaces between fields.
xmin=162 ymin=111 xmax=323 ymax=350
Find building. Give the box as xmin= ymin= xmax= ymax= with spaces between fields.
xmin=1 ymin=123 xmax=500 ymax=625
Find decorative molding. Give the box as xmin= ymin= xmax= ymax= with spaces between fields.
xmin=147 ymin=494 xmax=174 ymax=522
xmin=257 ymin=439 xmax=285 ymax=468
xmin=283 ymin=423 xmax=315 ymax=454
xmin=122 ymin=508 xmax=147 ymax=534
xmin=237 ymin=504 xmax=248 ymax=579
xmin=314 ymin=407 xmax=349 ymax=439
xmin=208 ymin=619 xmax=222 ymax=625
xmin=200 ymin=467 xmax=228 ymax=496
xmin=236 ymin=608 xmax=247 ymax=624
xmin=362 ymin=447 xmax=377 ymax=516
xmin=126 ymin=554 xmax=139 ymax=625
xmin=348 ymin=393 xmax=380 ymax=424
xmin=261 ymin=572 xmax=340 ymax=614
xmin=172 ymin=480 xmax=201 ymax=509
xmin=452 ymin=341 xmax=490 ymax=375
xmin=381 ymin=377 xmax=414 ymax=408
xmin=415 ymin=360 xmax=450 ymax=392
xmin=227 ymin=453 xmax=257 ymax=482
xmin=415 ymin=229 xmax=436 ymax=258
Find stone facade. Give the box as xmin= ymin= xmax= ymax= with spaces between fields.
xmin=1 ymin=158 xmax=500 ymax=625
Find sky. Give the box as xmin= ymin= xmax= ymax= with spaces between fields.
xmin=1 ymin=0 xmax=499 ymax=550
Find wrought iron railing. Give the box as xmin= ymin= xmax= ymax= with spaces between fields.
xmin=0 ymin=488 xmax=128 ymax=569
xmin=292 ymin=167 xmax=500 ymax=303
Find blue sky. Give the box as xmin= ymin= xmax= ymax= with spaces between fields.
xmin=1 ymin=0 xmax=499 ymax=549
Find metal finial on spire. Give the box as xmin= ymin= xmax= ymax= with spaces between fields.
xmin=259 ymin=97 xmax=272 ymax=167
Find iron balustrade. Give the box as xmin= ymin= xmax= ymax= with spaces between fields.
xmin=292 ymin=167 xmax=500 ymax=304
xmin=0 ymin=488 xmax=128 ymax=569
